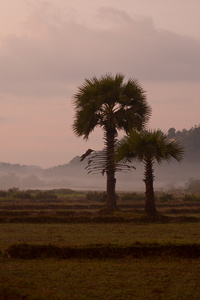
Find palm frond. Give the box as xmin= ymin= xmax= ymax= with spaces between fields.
xmin=116 ymin=129 xmax=184 ymax=165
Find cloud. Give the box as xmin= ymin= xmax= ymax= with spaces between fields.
xmin=0 ymin=6 xmax=199 ymax=98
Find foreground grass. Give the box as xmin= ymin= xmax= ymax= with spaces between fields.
xmin=0 ymin=257 xmax=200 ymax=299
xmin=1 ymin=223 xmax=200 ymax=252
xmin=0 ymin=196 xmax=200 ymax=299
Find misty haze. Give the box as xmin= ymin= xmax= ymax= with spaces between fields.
xmin=0 ymin=125 xmax=199 ymax=192
xmin=0 ymin=1 xmax=199 ymax=194
xmin=0 ymin=159 xmax=198 ymax=192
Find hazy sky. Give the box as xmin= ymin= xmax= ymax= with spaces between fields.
xmin=0 ymin=0 xmax=200 ymax=167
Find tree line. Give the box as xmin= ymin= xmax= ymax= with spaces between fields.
xmin=168 ymin=126 xmax=200 ymax=162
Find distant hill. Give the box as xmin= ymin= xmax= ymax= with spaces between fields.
xmin=0 ymin=125 xmax=199 ymax=190
xmin=0 ymin=162 xmax=42 ymax=175
xmin=0 ymin=157 xmax=199 ymax=191
xmin=0 ymin=157 xmax=105 ymax=190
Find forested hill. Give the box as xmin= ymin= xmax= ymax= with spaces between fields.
xmin=168 ymin=125 xmax=200 ymax=162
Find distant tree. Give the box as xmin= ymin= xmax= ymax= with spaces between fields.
xmin=168 ymin=125 xmax=200 ymax=162
xmin=168 ymin=128 xmax=176 ymax=139
xmin=73 ymin=73 xmax=151 ymax=211
xmin=116 ymin=130 xmax=184 ymax=216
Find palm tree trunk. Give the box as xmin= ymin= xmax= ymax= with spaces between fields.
xmin=106 ymin=172 xmax=116 ymax=210
xmin=106 ymin=129 xmax=117 ymax=211
xmin=144 ymin=160 xmax=157 ymax=216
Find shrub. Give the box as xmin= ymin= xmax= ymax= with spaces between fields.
xmin=120 ymin=193 xmax=144 ymax=201
xmin=14 ymin=191 xmax=32 ymax=199
xmin=34 ymin=191 xmax=57 ymax=200
xmin=156 ymin=193 xmax=174 ymax=202
xmin=0 ymin=190 xmax=7 ymax=197
xmin=183 ymin=194 xmax=200 ymax=202
xmin=86 ymin=191 xmax=107 ymax=202
xmin=52 ymin=188 xmax=78 ymax=195
xmin=0 ymin=188 xmax=33 ymax=200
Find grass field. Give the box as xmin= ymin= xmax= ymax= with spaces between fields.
xmin=1 ymin=258 xmax=200 ymax=299
xmin=1 ymin=223 xmax=200 ymax=252
xmin=0 ymin=191 xmax=200 ymax=299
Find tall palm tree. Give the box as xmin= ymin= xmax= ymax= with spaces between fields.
xmin=73 ymin=73 xmax=151 ymax=210
xmin=116 ymin=130 xmax=184 ymax=216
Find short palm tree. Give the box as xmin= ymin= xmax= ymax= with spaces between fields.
xmin=116 ymin=130 xmax=184 ymax=216
xmin=73 ymin=73 xmax=151 ymax=210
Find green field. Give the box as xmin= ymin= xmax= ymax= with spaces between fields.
xmin=0 ymin=191 xmax=200 ymax=299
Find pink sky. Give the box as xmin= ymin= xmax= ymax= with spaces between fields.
xmin=0 ymin=0 xmax=200 ymax=167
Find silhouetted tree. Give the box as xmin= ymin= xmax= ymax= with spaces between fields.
xmin=73 ymin=73 xmax=151 ymax=210
xmin=168 ymin=125 xmax=200 ymax=162
xmin=116 ymin=130 xmax=184 ymax=216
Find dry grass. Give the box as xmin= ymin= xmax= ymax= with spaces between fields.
xmin=1 ymin=258 xmax=200 ymax=299
xmin=1 ymin=222 xmax=200 ymax=252
xmin=0 ymin=194 xmax=200 ymax=299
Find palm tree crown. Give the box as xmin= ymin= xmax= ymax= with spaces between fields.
xmin=117 ymin=130 xmax=184 ymax=164
xmin=73 ymin=73 xmax=151 ymax=139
